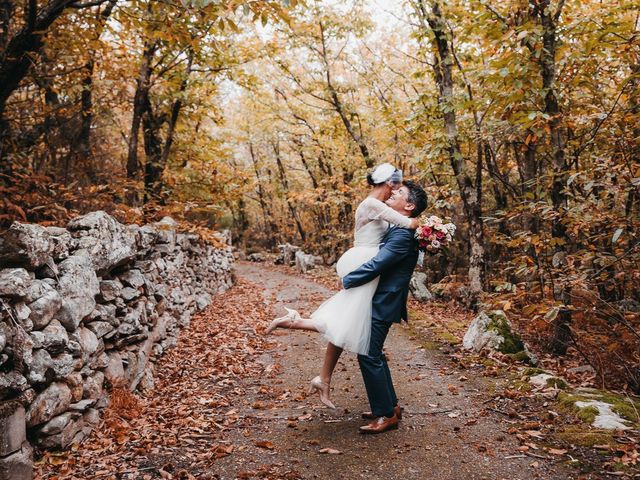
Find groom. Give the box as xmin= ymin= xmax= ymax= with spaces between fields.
xmin=341 ymin=180 xmax=427 ymax=434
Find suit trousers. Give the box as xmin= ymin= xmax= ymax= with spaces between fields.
xmin=357 ymin=315 xmax=398 ymax=418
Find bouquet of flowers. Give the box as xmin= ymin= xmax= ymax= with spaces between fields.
xmin=415 ymin=215 xmax=456 ymax=253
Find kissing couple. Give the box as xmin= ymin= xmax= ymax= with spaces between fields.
xmin=266 ymin=163 xmax=428 ymax=434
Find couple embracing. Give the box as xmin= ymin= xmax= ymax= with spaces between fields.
xmin=266 ymin=163 xmax=428 ymax=434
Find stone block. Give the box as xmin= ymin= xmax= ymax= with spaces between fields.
xmin=0 ymin=269 xmax=30 ymax=298
xmin=67 ymin=211 xmax=137 ymax=275
xmin=0 ymin=401 xmax=26 ymax=456
xmin=0 ymin=441 xmax=33 ymax=480
xmin=0 ymin=221 xmax=54 ymax=269
xmin=26 ymin=382 xmax=72 ymax=427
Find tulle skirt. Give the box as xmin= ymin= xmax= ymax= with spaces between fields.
xmin=311 ymin=245 xmax=379 ymax=355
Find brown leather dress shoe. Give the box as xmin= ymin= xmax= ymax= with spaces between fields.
xmin=359 ymin=413 xmax=399 ymax=434
xmin=362 ymin=405 xmax=403 ymax=421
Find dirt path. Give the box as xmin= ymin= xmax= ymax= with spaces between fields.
xmin=214 ymin=263 xmax=572 ymax=480
xmin=37 ymin=262 xmax=576 ymax=479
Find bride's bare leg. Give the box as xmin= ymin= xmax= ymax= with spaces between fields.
xmin=309 ymin=342 xmax=342 ymax=409
xmin=320 ymin=342 xmax=343 ymax=383
xmin=281 ymin=318 xmax=319 ymax=332
xmin=265 ymin=308 xmax=320 ymax=334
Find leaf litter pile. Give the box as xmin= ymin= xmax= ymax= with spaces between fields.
xmin=36 ymin=279 xmax=286 ymax=479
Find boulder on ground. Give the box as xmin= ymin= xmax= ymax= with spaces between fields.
xmin=276 ymin=243 xmax=299 ymax=265
xmin=409 ymin=272 xmax=434 ymax=302
xmin=294 ymin=250 xmax=315 ymax=273
xmin=247 ymin=253 xmax=265 ymax=262
xmin=462 ymin=310 xmax=537 ymax=364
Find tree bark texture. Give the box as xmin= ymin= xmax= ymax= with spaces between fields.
xmin=420 ymin=0 xmax=486 ymax=306
xmin=533 ymin=0 xmax=572 ymax=355
xmin=127 ymin=40 xmax=157 ymax=181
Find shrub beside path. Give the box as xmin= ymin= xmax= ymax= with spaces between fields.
xmin=37 ymin=261 xmax=574 ymax=479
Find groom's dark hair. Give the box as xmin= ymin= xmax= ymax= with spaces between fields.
xmin=404 ymin=180 xmax=427 ymax=218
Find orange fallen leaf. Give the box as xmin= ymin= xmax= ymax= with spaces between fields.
xmin=255 ymin=441 xmax=275 ymax=450
xmin=319 ymin=448 xmax=342 ymax=454
xmin=548 ymin=448 xmax=568 ymax=455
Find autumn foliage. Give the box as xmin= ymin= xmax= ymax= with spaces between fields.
xmin=1 ymin=1 xmax=638 ymax=388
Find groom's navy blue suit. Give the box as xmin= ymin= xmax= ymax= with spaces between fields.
xmin=342 ymin=225 xmax=419 ymax=418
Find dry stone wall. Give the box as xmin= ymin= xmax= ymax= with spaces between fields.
xmin=0 ymin=212 xmax=234 ymax=480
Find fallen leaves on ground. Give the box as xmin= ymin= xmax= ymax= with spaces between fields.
xmin=36 ymin=280 xmax=276 ymax=479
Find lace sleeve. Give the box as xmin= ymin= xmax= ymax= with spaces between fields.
xmin=363 ymin=197 xmax=413 ymax=228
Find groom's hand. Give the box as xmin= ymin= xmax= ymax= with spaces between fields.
xmin=337 ymin=278 xmax=344 ymax=290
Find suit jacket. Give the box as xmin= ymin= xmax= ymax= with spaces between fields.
xmin=342 ymin=226 xmax=418 ymax=323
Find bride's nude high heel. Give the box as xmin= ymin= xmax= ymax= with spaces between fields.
xmin=265 ymin=307 xmax=302 ymax=334
xmin=309 ymin=376 xmax=336 ymax=409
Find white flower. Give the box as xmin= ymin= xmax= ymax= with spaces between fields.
xmin=431 ymin=240 xmax=441 ymax=249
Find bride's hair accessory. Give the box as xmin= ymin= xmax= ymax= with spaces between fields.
xmin=368 ymin=163 xmax=403 ymax=185
xmin=415 ymin=215 xmax=456 ymax=253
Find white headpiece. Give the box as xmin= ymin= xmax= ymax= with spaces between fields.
xmin=370 ymin=163 xmax=403 ymax=184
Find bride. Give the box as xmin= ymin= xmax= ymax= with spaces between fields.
xmin=265 ymin=163 xmax=419 ymax=408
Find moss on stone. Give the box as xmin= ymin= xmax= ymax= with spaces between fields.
xmin=511 ymin=379 xmax=533 ymax=392
xmin=506 ymin=351 xmax=530 ymax=363
xmin=595 ymin=391 xmax=640 ymax=423
xmin=485 ymin=311 xmax=525 ymax=354
xmin=554 ymin=426 xmax=616 ymax=447
xmin=576 ymin=406 xmax=599 ymax=424
xmin=546 ymin=377 xmax=568 ymax=389
xmin=556 ymin=390 xmax=639 ymax=428
xmin=523 ymin=367 xmax=547 ymax=376
xmin=557 ymin=392 xmax=591 ymax=419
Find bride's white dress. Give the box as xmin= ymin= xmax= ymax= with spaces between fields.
xmin=310 ymin=197 xmax=412 ymax=355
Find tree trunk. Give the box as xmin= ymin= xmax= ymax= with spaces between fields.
xmin=626 ymin=61 xmax=640 ymax=219
xmin=69 ymin=0 xmax=117 ymax=180
xmin=0 ymin=0 xmax=84 ymax=165
xmin=534 ymin=0 xmax=572 ymax=355
xmin=143 ymin=50 xmax=193 ymax=202
xmin=420 ymin=0 xmax=486 ymax=307
xmin=272 ymin=141 xmax=306 ymax=242
xmin=249 ymin=141 xmax=278 ymax=248
xmin=126 ymin=40 xmax=156 ymax=182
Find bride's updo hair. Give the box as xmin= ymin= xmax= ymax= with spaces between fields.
xmin=367 ymin=163 xmax=402 ymax=186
